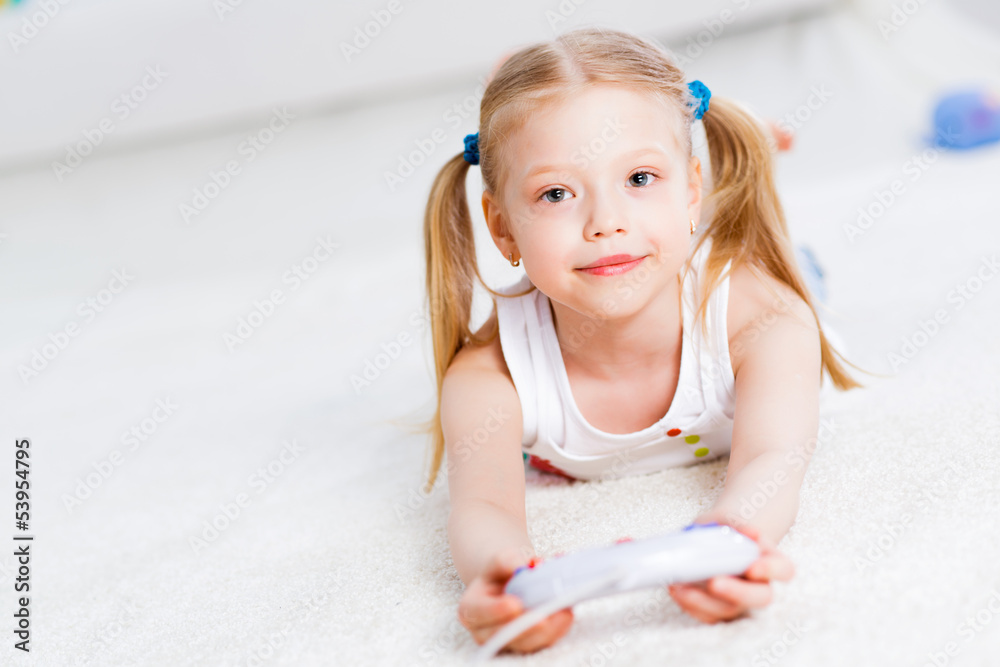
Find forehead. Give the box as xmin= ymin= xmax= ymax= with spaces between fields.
xmin=507 ymin=85 xmax=685 ymax=181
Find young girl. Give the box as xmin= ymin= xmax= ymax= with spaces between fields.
xmin=418 ymin=27 xmax=864 ymax=656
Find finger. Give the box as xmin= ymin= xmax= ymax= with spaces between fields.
xmin=487 ymin=548 xmax=524 ymax=578
xmin=744 ymin=554 xmax=795 ymax=582
xmin=754 ymin=533 xmax=778 ymax=552
xmin=482 ymin=550 xmax=530 ymax=591
xmin=466 ymin=598 xmax=525 ymax=646
xmin=459 ymin=592 xmax=521 ymax=631
xmin=707 ymin=576 xmax=773 ymax=609
xmin=732 ymin=523 xmax=760 ymax=543
xmin=502 ymin=608 xmax=574 ymax=654
xmin=669 ymin=586 xmax=730 ymax=625
xmin=667 ymin=584 xmax=705 ymax=620
xmin=724 ymin=522 xmax=779 ymax=554
xmin=669 ymin=584 xmax=745 ymax=622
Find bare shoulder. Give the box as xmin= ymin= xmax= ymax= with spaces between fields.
xmin=447 ymin=311 xmax=512 ymax=382
xmin=726 ymin=261 xmax=817 ymax=376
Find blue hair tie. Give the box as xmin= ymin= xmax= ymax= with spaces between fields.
xmin=687 ymin=80 xmax=711 ymax=120
xmin=462 ymin=84 xmax=707 ymax=162
xmin=463 ymin=132 xmax=480 ymax=165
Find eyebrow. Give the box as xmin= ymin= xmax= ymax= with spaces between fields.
xmin=524 ymin=147 xmax=671 ymax=179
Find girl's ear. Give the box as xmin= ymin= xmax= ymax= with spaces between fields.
xmin=687 ymin=155 xmax=703 ymax=222
xmin=482 ymin=190 xmax=517 ymax=253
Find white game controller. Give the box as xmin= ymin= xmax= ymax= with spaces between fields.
xmin=468 ymin=522 xmax=760 ymax=663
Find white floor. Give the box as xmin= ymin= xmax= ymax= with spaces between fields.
xmin=1 ymin=3 xmax=1000 ymax=666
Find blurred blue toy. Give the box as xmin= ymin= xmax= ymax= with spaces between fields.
xmin=931 ymin=89 xmax=1000 ymax=150
xmin=795 ymin=245 xmax=827 ymax=306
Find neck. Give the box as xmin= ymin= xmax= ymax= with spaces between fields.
xmin=551 ymin=272 xmax=684 ymax=382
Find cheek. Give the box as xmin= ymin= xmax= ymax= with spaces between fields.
xmin=508 ymin=206 xmax=548 ymax=238
xmin=520 ymin=227 xmax=574 ymax=270
xmin=522 ymin=227 xmax=560 ymax=259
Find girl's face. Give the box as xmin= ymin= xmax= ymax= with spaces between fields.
xmin=483 ymin=84 xmax=703 ymax=319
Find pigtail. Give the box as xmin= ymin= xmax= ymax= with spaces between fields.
xmin=696 ymin=96 xmax=866 ymax=391
xmin=418 ymin=150 xmax=534 ymax=493
xmin=416 ymin=152 xmax=478 ymax=493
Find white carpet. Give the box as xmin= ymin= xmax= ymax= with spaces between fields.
xmin=1 ymin=2 xmax=1000 ymax=666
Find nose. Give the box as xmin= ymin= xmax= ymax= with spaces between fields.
xmin=583 ymin=186 xmax=628 ymax=239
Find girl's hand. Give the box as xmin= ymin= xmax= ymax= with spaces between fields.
xmin=458 ymin=546 xmax=575 ymax=655
xmin=667 ymin=523 xmax=794 ymax=624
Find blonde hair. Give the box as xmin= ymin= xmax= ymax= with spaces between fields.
xmin=415 ymin=26 xmax=869 ymax=494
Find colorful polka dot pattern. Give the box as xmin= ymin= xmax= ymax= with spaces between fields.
xmin=521 ymin=426 xmax=713 ymax=477
xmin=527 ymin=454 xmax=577 ymax=480
xmin=666 ymin=428 xmax=709 ymax=458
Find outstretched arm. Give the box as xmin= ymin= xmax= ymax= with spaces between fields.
xmin=698 ymin=270 xmax=822 ymax=541
xmin=671 ymin=267 xmax=823 ymax=622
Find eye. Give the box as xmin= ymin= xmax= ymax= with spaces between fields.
xmin=628 ymin=170 xmax=657 ymax=187
xmin=539 ymin=188 xmax=573 ymax=204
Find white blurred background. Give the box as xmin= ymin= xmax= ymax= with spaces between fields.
xmin=0 ymin=0 xmax=996 ymax=169
xmin=0 ymin=0 xmax=845 ymax=165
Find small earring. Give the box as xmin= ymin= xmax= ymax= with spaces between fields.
xmin=509 ymin=252 xmax=520 ymax=267
xmin=690 ymin=219 xmax=697 ymax=235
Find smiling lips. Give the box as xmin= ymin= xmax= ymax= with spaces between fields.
xmin=576 ymin=254 xmax=646 ymax=276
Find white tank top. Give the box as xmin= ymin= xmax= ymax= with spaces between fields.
xmin=494 ymin=241 xmax=736 ymax=481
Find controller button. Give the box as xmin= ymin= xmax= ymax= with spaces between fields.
xmin=683 ymin=521 xmax=720 ymax=531
xmin=666 ymin=428 xmax=681 ymax=437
